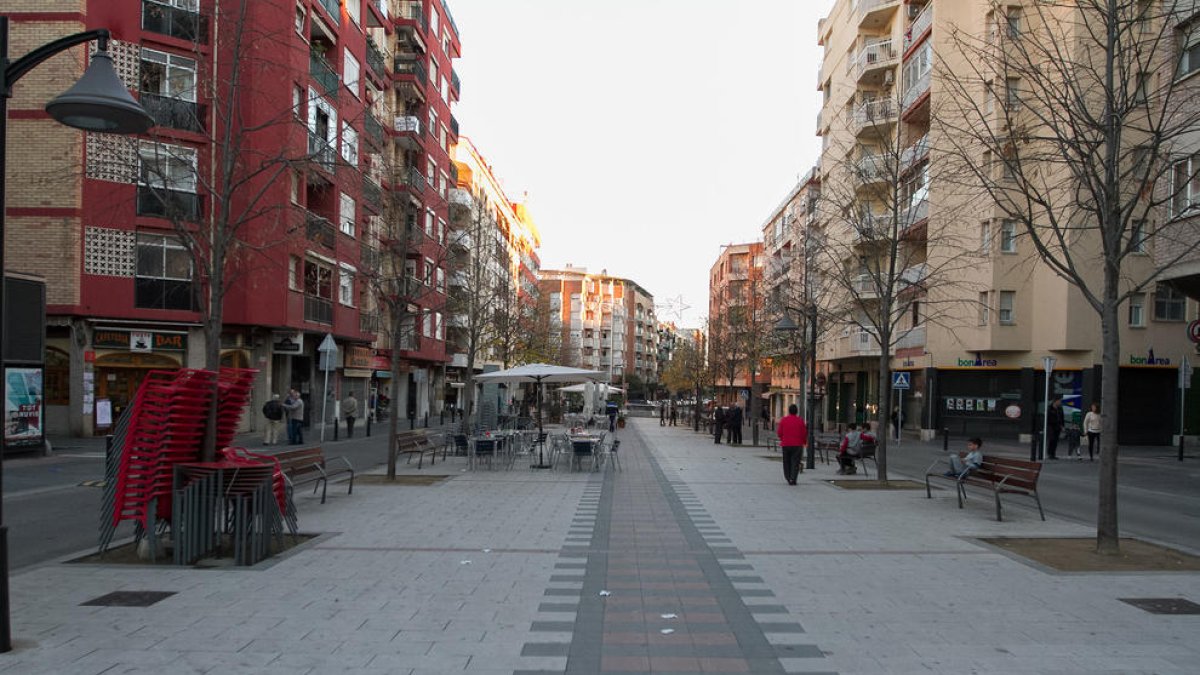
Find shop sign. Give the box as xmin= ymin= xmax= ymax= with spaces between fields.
xmin=94 ymin=329 xmax=187 ymax=352
xmin=370 ymin=354 xmax=391 ymax=370
xmin=345 ymin=346 xmax=372 ymax=369
xmin=272 ymin=332 xmax=303 ymax=354
xmin=1004 ymin=404 xmax=1022 ymax=419
xmin=956 ymin=356 xmax=999 ymax=367
xmin=5 ymin=367 xmax=44 ymax=447
xmin=1129 ymin=353 xmax=1171 ymax=365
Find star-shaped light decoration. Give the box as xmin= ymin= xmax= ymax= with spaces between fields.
xmin=655 ymin=294 xmax=691 ymax=322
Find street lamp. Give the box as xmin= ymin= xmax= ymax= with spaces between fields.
xmin=0 ymin=16 xmax=154 ymax=653
xmin=775 ymin=304 xmax=819 ymax=470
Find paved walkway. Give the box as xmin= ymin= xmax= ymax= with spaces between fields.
xmin=1 ymin=419 xmax=1198 ymax=673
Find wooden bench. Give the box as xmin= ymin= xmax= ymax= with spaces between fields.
xmin=268 ymin=447 xmax=354 ymax=504
xmin=394 ymin=429 xmax=445 ymax=469
xmin=925 ymin=453 xmax=1045 ymax=522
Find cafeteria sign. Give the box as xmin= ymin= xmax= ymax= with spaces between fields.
xmin=94 ymin=329 xmax=187 ymax=352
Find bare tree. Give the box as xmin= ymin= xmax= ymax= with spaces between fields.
xmin=939 ymin=0 xmax=1200 ymax=552
xmin=815 ymin=89 xmax=975 ymax=481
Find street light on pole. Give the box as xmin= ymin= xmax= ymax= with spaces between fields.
xmin=1042 ymin=355 xmax=1057 ymax=461
xmin=0 ymin=16 xmax=154 ymax=653
xmin=775 ymin=304 xmax=819 ymax=471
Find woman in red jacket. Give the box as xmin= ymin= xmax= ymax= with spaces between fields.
xmin=776 ymin=404 xmax=808 ymax=486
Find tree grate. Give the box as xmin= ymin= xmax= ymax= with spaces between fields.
xmin=81 ymin=591 xmax=176 ymax=608
xmin=1119 ymin=598 xmax=1200 ymax=615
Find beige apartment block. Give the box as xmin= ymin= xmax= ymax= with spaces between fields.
xmin=815 ymin=0 xmax=1199 ymax=444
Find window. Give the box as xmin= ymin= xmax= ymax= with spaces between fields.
xmin=436 ymin=312 xmax=444 ymax=340
xmin=999 ymin=290 xmax=1016 ymax=324
xmin=425 ymin=209 xmax=434 ymax=236
xmin=1171 ymin=153 xmax=1200 ymax=217
xmin=428 ymin=58 xmax=439 ymax=88
xmin=911 ymin=300 xmax=921 ymax=326
xmin=1000 ymin=220 xmax=1017 ymax=252
xmin=341 ymin=123 xmax=358 ymax=165
xmin=429 ymin=7 xmax=439 ymax=37
xmin=1129 ymin=293 xmax=1146 ymax=327
xmin=1006 ymin=7 xmax=1022 ymax=39
xmin=436 ymin=266 xmax=445 ymax=292
xmin=424 ymin=257 xmax=435 ymax=285
xmin=343 ymin=49 xmax=360 ymax=97
xmin=423 ymin=309 xmax=433 ymax=338
xmin=292 ymin=85 xmax=303 ymax=119
xmin=295 ymin=3 xmax=305 ymax=33
xmin=288 ymin=256 xmax=300 ymax=290
xmin=1005 ymin=77 xmax=1021 ymax=109
xmin=289 ymin=171 xmax=299 ymax=203
xmin=437 ymin=218 xmax=446 ymax=244
xmin=139 ymin=141 xmax=197 ymax=192
xmin=1179 ymin=20 xmax=1200 ymax=78
xmin=339 ymin=192 xmax=356 ymax=236
xmin=978 ymin=291 xmax=990 ymax=326
xmin=1135 ymin=71 xmax=1150 ymax=104
xmin=1154 ymin=284 xmax=1187 ymax=321
xmin=346 ymin=0 xmax=361 ymax=25
xmin=339 ymin=267 xmax=354 ymax=305
xmin=1130 ymin=220 xmax=1147 ymax=253
xmin=135 ymin=233 xmax=194 ymax=310
xmin=140 ymin=48 xmax=196 ymax=101
xmin=980 ymin=222 xmax=991 ymax=253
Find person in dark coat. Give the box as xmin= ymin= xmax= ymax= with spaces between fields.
xmin=729 ymin=405 xmax=743 ymax=445
xmin=1046 ymin=398 xmax=1065 ymax=460
xmin=713 ymin=406 xmax=725 ymax=444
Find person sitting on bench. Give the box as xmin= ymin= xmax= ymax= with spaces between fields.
xmin=944 ymin=437 xmax=984 ymax=478
xmin=836 ymin=423 xmax=874 ymax=475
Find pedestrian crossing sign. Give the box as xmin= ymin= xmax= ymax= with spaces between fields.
xmin=892 ymin=372 xmax=911 ymax=389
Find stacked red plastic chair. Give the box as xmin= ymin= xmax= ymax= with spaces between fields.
xmin=110 ymin=368 xmax=217 ymax=529
xmin=215 ymin=368 xmax=258 ymax=449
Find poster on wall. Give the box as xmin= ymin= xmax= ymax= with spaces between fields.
xmin=5 ymin=367 xmax=44 ymax=448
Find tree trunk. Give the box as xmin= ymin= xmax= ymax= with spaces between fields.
xmin=200 ymin=278 xmax=224 ymax=463
xmin=1096 ymin=287 xmax=1121 ymax=554
xmin=749 ymin=367 xmax=759 ymax=445
xmin=386 ymin=318 xmax=403 ymax=479
xmin=876 ymin=348 xmax=891 ymax=482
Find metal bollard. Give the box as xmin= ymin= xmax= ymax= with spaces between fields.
xmin=1030 ymin=431 xmax=1040 ymax=462
xmin=424 ymin=412 xmax=429 ymax=429
xmin=333 ymin=418 xmax=338 ymax=441
xmin=366 ymin=415 xmax=372 ymax=437
xmin=409 ymin=416 xmax=415 ymax=430
xmin=1180 ymin=434 xmax=1185 ymax=462
xmin=440 ymin=411 xmax=445 ymax=425
xmin=942 ymin=427 xmax=949 ymax=452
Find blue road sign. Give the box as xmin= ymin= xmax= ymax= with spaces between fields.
xmin=892 ymin=372 xmax=911 ymax=389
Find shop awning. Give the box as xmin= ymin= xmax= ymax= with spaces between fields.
xmin=374 ymin=370 xmax=392 ymax=379
xmin=344 ymin=369 xmax=372 ymax=378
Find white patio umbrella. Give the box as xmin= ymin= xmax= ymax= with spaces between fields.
xmin=558 ymin=383 xmax=624 ymax=395
xmin=473 ymin=364 xmax=605 ymax=468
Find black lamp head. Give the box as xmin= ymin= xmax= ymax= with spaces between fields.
xmin=45 ymin=49 xmax=154 ymax=134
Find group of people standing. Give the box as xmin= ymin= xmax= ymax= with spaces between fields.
xmin=712 ymin=405 xmax=744 ymax=445
xmin=1045 ymin=399 xmax=1103 ymax=461
xmin=659 ymin=402 xmax=680 ymax=427
xmin=261 ymin=389 xmax=363 ymax=446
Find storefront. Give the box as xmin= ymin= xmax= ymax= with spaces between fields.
xmin=91 ymin=327 xmax=190 ymax=434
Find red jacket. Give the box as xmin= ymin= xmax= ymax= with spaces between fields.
xmin=776 ymin=414 xmax=808 ymax=447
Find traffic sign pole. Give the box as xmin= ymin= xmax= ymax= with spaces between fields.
xmin=891 ymin=372 xmax=910 ymax=447
xmin=1181 ymin=356 xmax=1193 ymax=462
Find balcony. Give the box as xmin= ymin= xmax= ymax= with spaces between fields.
xmin=310 ymin=53 xmax=339 ymax=99
xmin=142 ymin=0 xmax=207 ymax=43
xmin=853 ymin=98 xmax=897 ymax=135
xmin=450 ymin=69 xmax=461 ymax=98
xmin=140 ymin=93 xmax=203 ymax=133
xmin=366 ymin=38 xmax=389 ymax=82
xmin=364 ymin=111 xmax=385 ymax=147
xmin=395 ymin=3 xmax=429 ymax=35
xmin=363 ymin=176 xmax=383 ymax=211
xmin=901 ymin=134 xmax=929 ymax=170
xmin=397 ymin=166 xmax=426 ymax=194
xmin=304 ymin=295 xmax=333 ymax=325
xmin=449 ymin=114 xmax=459 ymax=139
xmin=853 ymin=275 xmax=879 ymax=298
xmin=905 ymin=3 xmax=933 ymax=51
xmin=857 ymin=153 xmax=889 ymax=183
xmin=137 ymin=185 xmax=202 ymax=221
xmin=901 ymin=197 xmax=929 ymax=231
xmin=305 ymin=211 xmax=336 ymax=249
xmin=850 ymin=37 xmax=898 ymax=83
xmin=856 ymin=0 xmax=901 ymax=29
xmin=393 ymin=115 xmax=423 ymax=150
xmin=360 ymin=244 xmax=381 ymax=270
xmin=855 ymin=213 xmax=893 ymax=242
xmin=902 ymin=69 xmax=931 ymax=113
xmin=895 ymin=325 xmax=926 ymax=350
xmin=851 ymin=329 xmax=881 ymax=354
xmin=307 ymin=133 xmax=335 ymax=171
xmin=360 ymin=311 xmax=381 ymax=334
xmin=393 ymin=58 xmax=428 ymax=101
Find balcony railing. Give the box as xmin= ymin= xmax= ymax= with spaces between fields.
xmin=366 ymin=38 xmax=388 ymax=81
xmin=901 ymin=134 xmax=929 ymax=170
xmin=364 ymin=111 xmax=384 ymax=146
xmin=394 ymin=115 xmax=421 ymax=134
xmin=316 ymin=0 xmax=339 ymax=22
xmin=895 ymin=325 xmax=926 ymax=350
xmin=304 ymin=295 xmax=333 ymax=324
xmin=853 ymin=98 xmax=897 ymax=132
xmin=399 ymin=166 xmax=426 ymax=193
xmin=449 ymin=114 xmax=459 ymax=138
xmin=853 ymin=275 xmax=879 ymax=298
xmin=850 ymin=37 xmax=897 ymax=81
xmin=305 ymin=212 xmax=336 ymax=249
xmin=393 ymin=58 xmax=427 ymax=84
xmin=310 ymin=53 xmax=339 ymax=98
xmin=855 ymin=213 xmax=893 ymax=241
xmin=307 ymin=133 xmax=335 ymax=170
xmin=857 ymin=153 xmax=888 ymax=182
xmin=360 ymin=312 xmax=381 ymax=334
xmin=450 ymin=69 xmax=461 ymax=96
xmin=142 ymin=0 xmax=207 ymax=43
xmin=902 ymin=69 xmax=931 ymax=111
xmin=905 ymin=3 xmax=933 ymax=51
xmin=363 ymin=176 xmax=383 ymax=209
xmin=137 ymin=185 xmax=202 ymax=221
xmin=140 ymin=92 xmax=203 ymax=133
xmin=901 ymin=198 xmax=929 ymax=229
xmin=851 ymin=329 xmax=880 ymax=353
xmin=360 ymin=244 xmax=381 ymax=270
xmin=396 ymin=4 xmax=428 ymax=34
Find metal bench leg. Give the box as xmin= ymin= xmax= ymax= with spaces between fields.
xmin=320 ymin=478 xmax=328 ymax=504
xmin=1033 ymin=492 xmax=1045 ymax=521
xmin=956 ymin=480 xmax=965 ymax=508
xmin=347 ymin=471 xmax=354 ymax=495
xmin=994 ymin=489 xmax=1003 ymax=521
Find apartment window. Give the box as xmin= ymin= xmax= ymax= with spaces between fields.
xmin=294 ymin=3 xmax=305 ymax=33
xmin=1005 ymin=77 xmax=1021 ymax=109
xmin=437 ymin=218 xmax=446 ymax=244
xmin=346 ymin=0 xmax=361 ymax=25
xmin=429 ymin=7 xmax=439 ymax=37
xmin=436 ymin=312 xmax=444 ymax=340
xmin=428 ymin=58 xmax=439 ymax=88
xmin=980 ymin=222 xmax=991 ymax=253
xmin=292 ymin=85 xmax=303 ymax=119
xmin=1006 ymin=7 xmax=1022 ymax=40
xmin=343 ymin=49 xmax=360 ymax=98
xmin=1171 ymin=153 xmax=1200 ymax=217
xmin=1000 ymin=220 xmax=1017 ymax=252
xmin=1179 ymin=20 xmax=1200 ymax=78
xmin=978 ymin=291 xmax=990 ymax=326
xmin=339 ymin=192 xmax=356 ymax=236
xmin=1130 ymin=220 xmax=1147 ymax=253
xmin=1129 ymin=293 xmax=1146 ymax=327
xmin=1135 ymin=71 xmax=1151 ymax=105
xmin=423 ymin=309 xmax=433 ymax=338
xmin=425 ymin=209 xmax=434 ymax=236
xmin=288 ymin=255 xmax=300 ymax=290
xmin=339 ymin=267 xmax=354 ymax=306
xmin=341 ymin=122 xmax=358 ymax=165
xmin=304 ymin=259 xmax=334 ymax=299
xmin=139 ymin=141 xmax=197 ymax=192
xmin=1154 ymin=284 xmax=1187 ymax=321
xmin=140 ymin=48 xmax=196 ymax=102
xmin=911 ymin=300 xmax=921 ymax=326
xmin=135 ymin=233 xmax=194 ymax=310
xmin=998 ymin=291 xmax=1016 ymax=324
xmin=289 ymin=171 xmax=299 ymax=203
xmin=436 ymin=266 xmax=445 ymax=292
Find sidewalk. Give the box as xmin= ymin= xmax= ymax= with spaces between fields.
xmin=0 ymin=418 xmax=1197 ymax=673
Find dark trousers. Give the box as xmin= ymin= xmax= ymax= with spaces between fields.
xmin=1087 ymin=431 xmax=1099 ymax=460
xmin=838 ymin=452 xmax=857 ymax=473
xmin=713 ymin=423 xmax=723 ymax=444
xmin=346 ymin=416 xmax=356 ymax=438
xmin=732 ymin=423 xmax=742 ymax=444
xmin=1047 ymin=427 xmax=1061 ymax=459
xmin=288 ymin=419 xmax=303 ymax=444
xmin=782 ymin=446 xmax=802 ymax=483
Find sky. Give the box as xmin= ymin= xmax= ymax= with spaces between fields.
xmin=448 ymin=0 xmax=835 ymax=328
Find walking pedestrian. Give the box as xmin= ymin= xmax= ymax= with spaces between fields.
xmin=713 ymin=406 xmax=725 ymax=444
xmin=660 ymin=402 xmax=667 ymax=426
xmin=776 ymin=404 xmax=808 ymax=486
xmin=282 ymin=388 xmax=305 ymax=445
xmin=669 ymin=402 xmax=678 ymax=426
xmin=729 ymin=404 xmax=743 ymax=445
xmin=1046 ymin=399 xmax=1064 ymax=460
xmin=342 ymin=391 xmax=359 ymax=438
xmin=261 ymin=393 xmax=284 ymax=445
xmin=1083 ymin=403 xmax=1102 ymax=461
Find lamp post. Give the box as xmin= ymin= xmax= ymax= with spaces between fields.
xmin=1041 ymin=355 xmax=1056 ymax=461
xmin=0 ymin=17 xmax=153 ymax=652
xmin=775 ymin=304 xmax=819 ymax=470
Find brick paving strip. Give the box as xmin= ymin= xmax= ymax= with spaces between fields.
xmin=517 ymin=426 xmax=826 ymax=675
